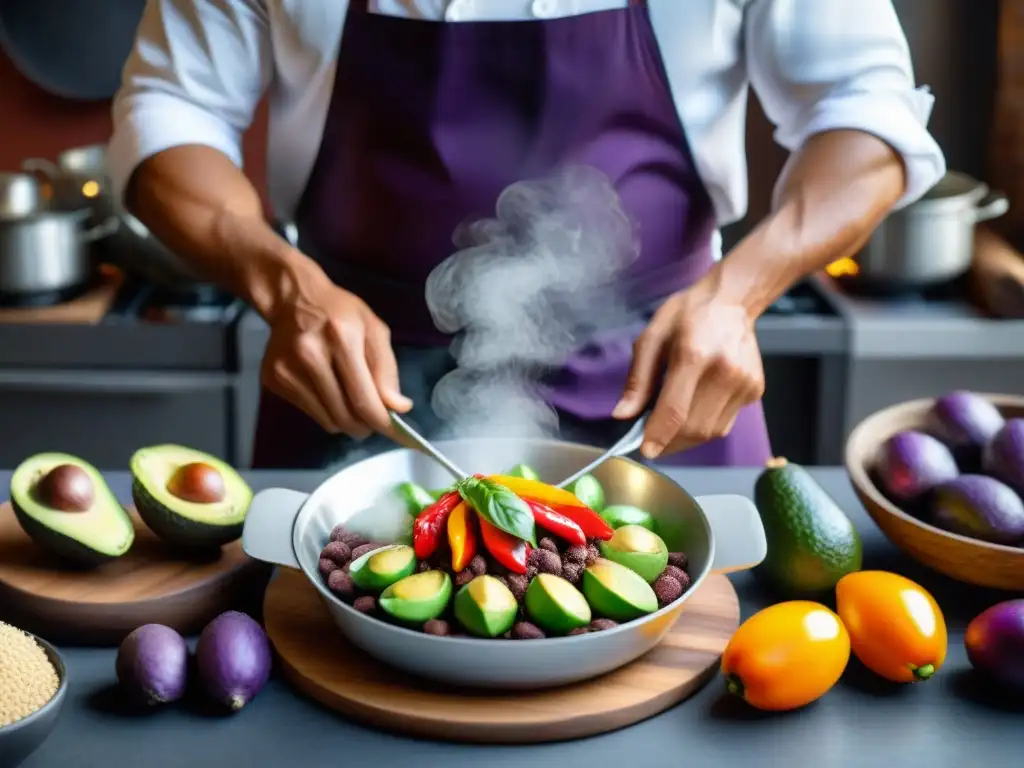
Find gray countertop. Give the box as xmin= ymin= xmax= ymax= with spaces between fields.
xmin=13 ymin=467 xmax=1024 ymax=768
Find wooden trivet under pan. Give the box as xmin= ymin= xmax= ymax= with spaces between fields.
xmin=262 ymin=568 xmax=740 ymax=743
xmin=0 ymin=502 xmax=267 ymax=644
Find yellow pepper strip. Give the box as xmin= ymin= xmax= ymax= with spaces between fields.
xmin=488 ymin=475 xmax=586 ymax=508
xmin=447 ymin=501 xmax=477 ymax=572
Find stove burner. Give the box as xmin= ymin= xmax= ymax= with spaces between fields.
xmin=106 ymin=279 xmax=242 ymax=324
xmin=833 ymin=274 xmax=966 ymax=301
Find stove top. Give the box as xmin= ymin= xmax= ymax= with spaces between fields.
xmin=103 ymin=280 xmax=244 ymax=325
xmin=763 ymin=280 xmax=837 ymax=316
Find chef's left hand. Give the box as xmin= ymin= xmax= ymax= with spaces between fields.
xmin=612 ymin=285 xmax=765 ymax=458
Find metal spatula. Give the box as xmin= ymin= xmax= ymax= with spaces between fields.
xmin=388 ymin=411 xmax=469 ymax=481
xmin=556 ymin=411 xmax=651 ymax=489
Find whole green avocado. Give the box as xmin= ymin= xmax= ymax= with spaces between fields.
xmin=754 ymin=457 xmax=862 ymax=595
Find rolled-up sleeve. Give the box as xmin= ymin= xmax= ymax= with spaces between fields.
xmin=107 ymin=0 xmax=272 ymax=205
xmin=745 ymin=0 xmax=946 ymax=209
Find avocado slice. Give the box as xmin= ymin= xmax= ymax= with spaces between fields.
xmin=505 ymin=463 xmax=541 ymax=481
xmin=454 ymin=575 xmax=518 ymax=638
xmin=582 ymin=558 xmax=658 ymax=621
xmin=525 ymin=573 xmax=591 ymax=634
xmin=570 ymin=474 xmax=605 ymax=510
xmin=600 ymin=504 xmax=655 ymax=531
xmin=598 ymin=524 xmax=668 ymax=583
xmin=130 ymin=445 xmax=252 ymax=548
xmin=754 ymin=457 xmax=863 ymax=594
xmin=10 ymin=452 xmax=134 ymax=566
xmin=379 ymin=570 xmax=452 ymax=624
xmin=349 ymin=544 xmax=417 ymax=592
xmin=394 ymin=482 xmax=436 ymax=516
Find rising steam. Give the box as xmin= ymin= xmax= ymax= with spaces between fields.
xmin=425 ymin=165 xmax=640 ymax=440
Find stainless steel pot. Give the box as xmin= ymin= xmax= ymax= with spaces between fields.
xmin=242 ymin=439 xmax=767 ymax=690
xmin=22 ymin=145 xmax=204 ymax=292
xmin=0 ymin=209 xmax=117 ymax=300
xmin=854 ymin=171 xmax=1009 ymax=289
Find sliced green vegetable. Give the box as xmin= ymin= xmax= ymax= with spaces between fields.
xmin=570 ymin=474 xmax=605 ymax=510
xmin=505 ymin=464 xmax=541 ymax=481
xmin=394 ymin=482 xmax=436 ymax=516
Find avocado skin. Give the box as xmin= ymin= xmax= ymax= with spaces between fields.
xmin=754 ymin=459 xmax=863 ymax=595
xmin=132 ymin=477 xmax=242 ymax=548
xmin=11 ymin=498 xmax=122 ymax=568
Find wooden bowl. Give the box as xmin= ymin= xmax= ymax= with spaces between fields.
xmin=845 ymin=393 xmax=1024 ymax=590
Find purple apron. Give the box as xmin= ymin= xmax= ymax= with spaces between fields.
xmin=251 ymin=0 xmax=772 ymax=469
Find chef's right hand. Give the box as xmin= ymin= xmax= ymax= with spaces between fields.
xmin=260 ymin=276 xmax=412 ymax=438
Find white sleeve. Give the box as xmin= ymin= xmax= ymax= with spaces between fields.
xmin=745 ymin=0 xmax=947 ymax=210
xmin=107 ymin=0 xmax=273 ymax=204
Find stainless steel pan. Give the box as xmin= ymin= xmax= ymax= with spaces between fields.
xmin=242 ymin=439 xmax=766 ymax=690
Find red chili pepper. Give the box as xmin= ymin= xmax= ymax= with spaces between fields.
xmin=412 ymin=490 xmax=461 ymax=559
xmin=526 ymin=500 xmax=586 ymax=547
xmin=545 ymin=502 xmax=614 ymax=540
xmin=477 ymin=514 xmax=531 ymax=574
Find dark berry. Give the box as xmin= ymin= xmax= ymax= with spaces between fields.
xmin=352 ymin=595 xmax=376 ymax=614
xmin=565 ymin=546 xmax=588 ymax=564
xmin=417 ymin=560 xmax=433 ymax=573
xmin=539 ymin=537 xmax=559 ymax=553
xmin=454 ymin=569 xmax=475 ymax=588
xmin=525 ymin=566 xmax=539 ymax=581
xmin=662 ymin=565 xmax=687 ymax=583
xmin=321 ymin=541 xmax=351 ymax=565
xmin=505 ymin=574 xmax=529 ymax=602
xmin=533 ymin=549 xmax=562 ymax=576
xmin=327 ymin=570 xmax=356 ymax=601
xmin=330 ymin=526 xmax=367 ymax=548
xmin=586 ymin=544 xmax=600 ymax=564
xmin=667 ymin=552 xmax=688 ymax=569
xmin=350 ymin=543 xmax=378 ymax=561
xmin=589 ymin=618 xmax=618 ymax=631
xmin=423 ymin=619 xmax=452 ymax=636
xmin=512 ymin=622 xmax=546 ymax=640
xmin=469 ymin=555 xmax=488 ymax=575
xmin=654 ymin=575 xmax=683 ymax=606
xmin=568 ymin=627 xmax=590 ymax=636
xmin=319 ymin=557 xmax=339 ymax=578
xmin=562 ymin=562 xmax=583 ymax=585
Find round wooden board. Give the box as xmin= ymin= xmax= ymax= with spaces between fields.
xmin=0 ymin=502 xmax=268 ymax=645
xmin=264 ymin=568 xmax=740 ymax=743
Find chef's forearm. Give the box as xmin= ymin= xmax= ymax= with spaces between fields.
xmin=697 ymin=129 xmax=907 ymax=317
xmin=125 ymin=145 xmax=328 ymax=322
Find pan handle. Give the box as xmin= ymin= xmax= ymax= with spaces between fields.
xmin=694 ymin=494 xmax=767 ymax=575
xmin=21 ymin=157 xmax=60 ymax=179
xmin=241 ymin=488 xmax=307 ymax=569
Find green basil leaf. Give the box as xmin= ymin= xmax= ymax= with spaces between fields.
xmin=457 ymin=478 xmax=537 ymax=546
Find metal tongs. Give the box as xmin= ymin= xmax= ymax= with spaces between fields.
xmin=388 ymin=409 xmax=651 ymax=488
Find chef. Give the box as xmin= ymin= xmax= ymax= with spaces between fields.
xmin=108 ymin=0 xmax=946 ymax=470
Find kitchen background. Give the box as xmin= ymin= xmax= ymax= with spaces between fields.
xmin=0 ymin=0 xmax=1019 ymax=470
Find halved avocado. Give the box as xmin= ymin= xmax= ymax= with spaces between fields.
xmin=582 ymin=558 xmax=658 ymax=621
xmin=525 ymin=573 xmax=591 ymax=634
xmin=10 ymin=452 xmax=135 ymax=567
xmin=130 ymin=445 xmax=252 ymax=548
xmin=379 ymin=570 xmax=452 ymax=624
xmin=349 ymin=544 xmax=417 ymax=592
xmin=598 ymin=525 xmax=669 ymax=583
xmin=454 ymin=575 xmax=518 ymax=638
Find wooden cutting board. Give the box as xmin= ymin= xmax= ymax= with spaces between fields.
xmin=0 ymin=267 xmax=122 ymax=324
xmin=263 ymin=567 xmax=740 ymax=743
xmin=0 ymin=502 xmax=269 ymax=645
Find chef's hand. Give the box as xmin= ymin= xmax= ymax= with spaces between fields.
xmin=612 ymin=286 xmax=764 ymax=458
xmin=260 ymin=276 xmax=412 ymax=438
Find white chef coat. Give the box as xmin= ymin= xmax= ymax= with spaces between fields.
xmin=108 ymin=0 xmax=946 ymax=255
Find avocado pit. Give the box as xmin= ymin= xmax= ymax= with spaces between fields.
xmin=167 ymin=462 xmax=226 ymax=504
xmin=37 ymin=463 xmax=94 ymax=512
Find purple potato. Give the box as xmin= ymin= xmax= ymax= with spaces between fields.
xmin=929 ymin=474 xmax=1024 ymax=544
xmin=195 ymin=611 xmax=272 ymax=711
xmin=929 ymin=391 xmax=1005 ymax=467
xmin=875 ymin=430 xmax=959 ymax=502
xmin=115 ymin=624 xmax=189 ymax=705
xmin=965 ymin=600 xmax=1024 ymax=691
xmin=983 ymin=418 xmax=1024 ymax=495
